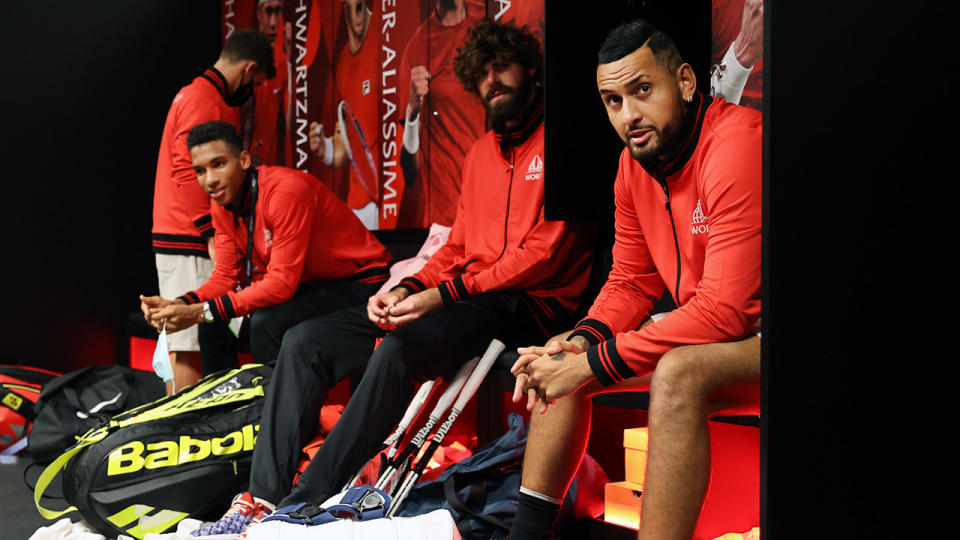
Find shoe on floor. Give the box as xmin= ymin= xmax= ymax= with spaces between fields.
xmin=193 ymin=492 xmax=268 ymax=537
xmin=238 ymin=502 xmax=273 ymax=539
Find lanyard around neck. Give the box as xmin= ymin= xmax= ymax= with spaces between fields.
xmin=244 ymin=168 xmax=259 ymax=289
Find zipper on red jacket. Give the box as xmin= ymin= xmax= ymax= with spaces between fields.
xmin=495 ymin=144 xmax=516 ymax=263
xmin=656 ymin=176 xmax=682 ymax=305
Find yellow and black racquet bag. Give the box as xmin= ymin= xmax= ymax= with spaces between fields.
xmin=33 ymin=363 xmax=272 ymax=539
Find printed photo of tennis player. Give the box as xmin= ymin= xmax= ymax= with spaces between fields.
xmin=307 ymin=0 xmax=382 ymax=229
xmin=711 ymin=0 xmax=763 ymax=110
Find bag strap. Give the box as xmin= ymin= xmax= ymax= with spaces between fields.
xmin=33 ymin=427 xmax=108 ymax=519
xmin=442 ymin=475 xmax=511 ymax=533
xmin=1 ymin=386 xmax=35 ymax=421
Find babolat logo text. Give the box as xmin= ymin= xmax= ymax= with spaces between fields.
xmin=106 ymin=424 xmax=259 ymax=476
xmin=691 ymin=199 xmax=709 ymax=235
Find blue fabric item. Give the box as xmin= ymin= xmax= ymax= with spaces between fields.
xmin=191 ymin=511 xmax=251 ymax=536
xmin=395 ymin=413 xmax=578 ymax=540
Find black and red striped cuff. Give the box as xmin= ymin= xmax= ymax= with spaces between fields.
xmin=177 ymin=291 xmax=202 ymax=305
xmin=569 ymin=318 xmax=614 ymax=347
xmin=397 ymin=277 xmax=427 ymax=294
xmin=437 ymin=277 xmax=470 ymax=305
xmin=193 ymin=215 xmax=214 ymax=240
xmin=351 ymin=266 xmax=390 ymax=285
xmin=208 ymin=295 xmax=237 ymax=322
xmin=586 ymin=338 xmax=637 ymax=387
xmin=152 ymin=233 xmax=210 ymax=258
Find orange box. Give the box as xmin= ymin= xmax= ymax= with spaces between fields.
xmin=604 ymin=480 xmax=644 ymax=530
xmin=623 ymin=427 xmax=649 ymax=485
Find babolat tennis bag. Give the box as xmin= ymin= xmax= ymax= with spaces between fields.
xmin=33 ymin=363 xmax=272 ymax=539
xmin=0 ymin=364 xmax=60 ymax=453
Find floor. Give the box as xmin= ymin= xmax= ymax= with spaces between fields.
xmin=1 ymin=453 xmax=68 ymax=539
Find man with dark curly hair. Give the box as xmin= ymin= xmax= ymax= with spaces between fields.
xmin=190 ymin=18 xmax=595 ymax=537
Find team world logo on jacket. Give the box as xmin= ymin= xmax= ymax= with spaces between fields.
xmin=691 ymin=200 xmax=709 ymax=234
xmin=524 ymin=155 xmax=543 ymax=181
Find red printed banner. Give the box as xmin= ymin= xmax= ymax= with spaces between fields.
xmin=222 ymin=0 xmax=545 ymax=230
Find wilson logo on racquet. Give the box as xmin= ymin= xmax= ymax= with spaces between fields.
xmin=524 ymin=154 xmax=543 ymax=181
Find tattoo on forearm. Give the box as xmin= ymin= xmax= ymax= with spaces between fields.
xmin=551 ymin=351 xmax=567 ymax=362
xmin=570 ymin=336 xmax=588 ymax=350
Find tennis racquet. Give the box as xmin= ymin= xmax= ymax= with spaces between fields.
xmin=337 ymin=99 xmax=379 ymax=204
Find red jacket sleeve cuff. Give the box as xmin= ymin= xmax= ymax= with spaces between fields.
xmin=569 ymin=318 xmax=614 ymax=347
xmin=398 ymin=277 xmax=427 ymax=294
xmin=193 ymin=214 xmax=214 ymax=240
xmin=437 ymin=277 xmax=470 ymax=305
xmin=207 ymin=295 xmax=237 ymax=322
xmin=586 ymin=338 xmax=637 ymax=387
xmin=178 ymin=292 xmax=202 ymax=305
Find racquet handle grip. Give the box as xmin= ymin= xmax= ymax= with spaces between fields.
xmin=453 ymin=339 xmax=505 ymax=411
xmin=397 ymin=380 xmax=435 ymax=431
xmin=429 ymin=357 xmax=478 ymax=418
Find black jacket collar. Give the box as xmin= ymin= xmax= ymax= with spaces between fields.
xmin=642 ymin=91 xmax=714 ymax=181
xmin=493 ymin=89 xmax=545 ymax=156
xmin=200 ymin=67 xmax=230 ymax=101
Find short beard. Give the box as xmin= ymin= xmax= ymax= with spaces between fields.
xmin=627 ymin=102 xmax=685 ymax=167
xmin=483 ymin=75 xmax=533 ymax=125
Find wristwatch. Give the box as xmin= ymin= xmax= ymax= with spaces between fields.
xmin=201 ymin=302 xmax=214 ymax=324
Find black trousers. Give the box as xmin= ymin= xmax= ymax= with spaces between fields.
xmin=198 ymin=279 xmax=381 ymax=372
xmin=248 ymin=291 xmax=570 ymax=506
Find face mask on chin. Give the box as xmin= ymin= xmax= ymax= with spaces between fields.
xmin=225 ymin=69 xmax=254 ymax=107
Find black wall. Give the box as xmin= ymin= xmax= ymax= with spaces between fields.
xmin=766 ymin=1 xmax=951 ymax=536
xmin=544 ymin=0 xmax=711 ymax=222
xmin=2 ymin=0 xmax=222 ymax=372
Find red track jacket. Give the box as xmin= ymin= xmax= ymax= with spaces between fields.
xmin=570 ymin=94 xmax=762 ymax=386
xmin=152 ymin=68 xmax=241 ymax=257
xmin=397 ymin=101 xmax=594 ymax=331
xmin=180 ymin=166 xmax=392 ymax=321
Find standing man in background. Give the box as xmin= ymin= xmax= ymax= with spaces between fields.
xmin=150 ymin=28 xmax=275 ymax=391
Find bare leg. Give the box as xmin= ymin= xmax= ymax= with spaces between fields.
xmin=520 ymin=384 xmax=594 ymax=498
xmin=637 ymin=336 xmax=760 ymax=540
xmin=166 ymin=351 xmax=203 ymax=394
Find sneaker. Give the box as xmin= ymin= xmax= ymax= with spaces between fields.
xmin=238 ymin=503 xmax=273 ymax=539
xmin=192 ymin=492 xmax=258 ymax=537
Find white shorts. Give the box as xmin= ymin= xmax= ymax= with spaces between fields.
xmin=650 ymin=312 xmax=762 ymax=339
xmin=155 ymin=253 xmax=214 ymax=352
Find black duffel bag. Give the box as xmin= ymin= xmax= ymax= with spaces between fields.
xmin=33 ymin=363 xmax=272 ymax=539
xmin=29 ymin=365 xmax=166 ymax=463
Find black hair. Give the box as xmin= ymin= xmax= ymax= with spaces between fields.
xmin=187 ymin=121 xmax=244 ymax=154
xmin=453 ymin=18 xmax=543 ymax=95
xmin=220 ymin=28 xmax=276 ymax=79
xmin=597 ymin=19 xmax=683 ymax=73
